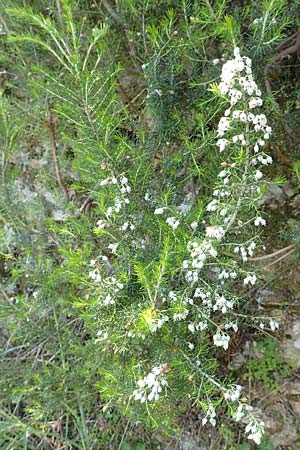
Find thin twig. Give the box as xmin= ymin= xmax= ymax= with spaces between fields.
xmin=265 ymin=31 xmax=300 ymax=94
xmin=204 ymin=0 xmax=217 ymax=21
xmin=102 ymin=0 xmax=126 ymax=26
xmin=273 ymin=31 xmax=300 ymax=64
xmin=55 ymin=0 xmax=64 ymax=28
xmin=248 ymin=244 xmax=295 ymax=261
xmin=275 ymin=31 xmax=299 ymax=52
xmin=48 ymin=112 xmax=69 ymax=201
xmin=223 ymin=243 xmax=295 ymax=262
xmin=117 ymin=78 xmax=139 ymax=116
xmin=101 ymin=0 xmax=141 ymax=71
xmin=264 ymin=248 xmax=295 ymax=268
xmin=79 ymin=196 xmax=97 ymax=213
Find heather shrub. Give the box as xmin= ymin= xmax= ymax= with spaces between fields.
xmin=1 ymin=1 xmax=299 ymax=448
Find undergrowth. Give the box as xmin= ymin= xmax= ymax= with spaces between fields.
xmin=1 ymin=1 xmax=300 ymax=449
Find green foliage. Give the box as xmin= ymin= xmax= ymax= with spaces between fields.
xmin=0 ymin=0 xmax=299 ymax=448
xmin=237 ymin=438 xmax=274 ymax=449
xmin=244 ymin=337 xmax=293 ymax=390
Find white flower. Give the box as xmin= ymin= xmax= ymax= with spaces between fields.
xmin=248 ymin=241 xmax=256 ymax=256
xmin=106 ymin=207 xmax=113 ymax=216
xmin=217 ymin=117 xmax=230 ymax=136
xmin=254 ymin=170 xmax=263 ymax=180
xmin=173 ymin=309 xmax=189 ymax=321
xmin=246 ymin=419 xmax=265 ymax=445
xmin=213 ymin=330 xmax=230 ymax=350
xmin=96 ymin=219 xmax=106 ymax=229
xmin=243 ymin=274 xmax=257 ymax=286
xmin=248 ymin=430 xmax=263 ymax=445
xmin=249 ymin=97 xmax=263 ymax=109
xmin=234 ymin=47 xmax=240 ymax=57
xmin=254 ymin=216 xmax=266 ymax=226
xmin=224 ymin=385 xmax=242 ymax=402
xmin=108 ymin=243 xmax=119 ymax=253
xmin=198 ymin=321 xmax=208 ymax=331
xmin=258 ymin=155 xmax=272 ymax=165
xmin=133 ymin=365 xmax=169 ymax=403
xmin=120 ymin=176 xmax=128 ymax=185
xmin=205 ymin=225 xmax=225 ymax=241
xmin=212 ymin=58 xmax=220 ymax=65
xmin=218 ymin=169 xmax=227 ymax=178
xmin=154 ymin=207 xmax=165 ymax=215
xmin=213 ymin=294 xmax=234 ymax=314
xmin=206 ymin=199 xmax=218 ymax=212
xmin=188 ymin=323 xmax=195 ymax=333
xmin=202 ymin=404 xmax=217 ymax=427
xmin=219 ymin=270 xmax=229 ymax=280
xmin=225 ymin=321 xmax=238 ymax=332
xmin=270 ymin=319 xmax=279 ymax=331
xmin=216 ymin=138 xmax=228 ymax=152
xmin=166 ymin=216 xmax=180 ymax=230
xmin=121 ymin=222 xmax=129 ymax=231
xmin=234 ymin=404 xmax=245 ymax=421
xmin=190 ymin=221 xmax=198 ymax=230
xmin=104 ymin=294 xmax=115 ymax=306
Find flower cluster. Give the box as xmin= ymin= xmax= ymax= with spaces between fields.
xmin=202 ymin=404 xmax=217 ymax=426
xmin=213 ymin=330 xmax=230 ymax=350
xmin=183 ymin=239 xmax=217 ymax=283
xmin=98 ymin=174 xmax=131 ymax=218
xmin=133 ymin=364 xmax=169 ymax=403
xmin=166 ymin=216 xmax=180 ymax=230
xmin=234 ymin=404 xmax=265 ymax=445
xmin=182 ymin=46 xmax=273 ymax=350
xmin=223 ymin=384 xmax=242 ymax=402
xmin=88 ymin=258 xmax=123 ymax=306
xmin=116 ymin=47 xmax=274 ymax=445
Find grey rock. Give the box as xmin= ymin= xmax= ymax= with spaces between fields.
xmin=281 ymin=320 xmax=300 ymax=368
xmin=178 ymin=432 xmax=206 ymax=450
xmin=256 ymin=288 xmax=277 ymax=305
xmin=285 ymin=381 xmax=300 ymax=396
xmin=229 ymin=341 xmax=251 ymax=370
xmin=263 ymin=403 xmax=297 ymax=448
xmin=260 ymin=185 xmax=286 ymax=209
xmin=291 ymin=194 xmax=300 ymax=210
xmin=282 ymin=183 xmax=295 ymax=198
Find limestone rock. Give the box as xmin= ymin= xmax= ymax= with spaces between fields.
xmin=281 ymin=320 xmax=300 ymax=368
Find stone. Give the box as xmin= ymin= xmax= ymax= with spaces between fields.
xmin=178 ymin=432 xmax=206 ymax=450
xmin=290 ymin=194 xmax=300 ymax=217
xmin=282 ymin=183 xmax=295 ymax=198
xmin=260 ymin=185 xmax=286 ymax=209
xmin=263 ymin=403 xmax=297 ymax=448
xmin=281 ymin=320 xmax=300 ymax=368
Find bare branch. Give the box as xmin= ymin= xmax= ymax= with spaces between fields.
xmin=48 ymin=112 xmax=69 ymax=201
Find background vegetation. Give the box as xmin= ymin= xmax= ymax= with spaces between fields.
xmin=1 ymin=1 xmax=300 ymax=449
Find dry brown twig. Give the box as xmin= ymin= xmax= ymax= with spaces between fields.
xmin=264 ymin=31 xmax=300 ymax=146
xmin=101 ymin=0 xmax=141 ymax=71
xmin=224 ymin=243 xmax=295 ymax=266
xmin=265 ymin=30 xmax=300 ymax=94
xmin=55 ymin=0 xmax=63 ymax=28
xmin=48 ymin=112 xmax=70 ymax=201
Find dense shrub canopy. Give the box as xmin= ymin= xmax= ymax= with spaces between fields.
xmin=1 ymin=1 xmax=300 ymax=448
